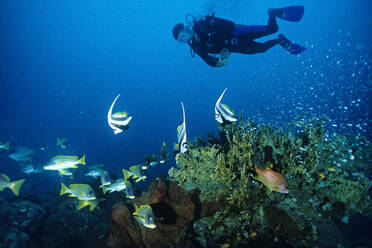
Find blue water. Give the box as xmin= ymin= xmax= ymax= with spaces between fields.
xmin=0 ymin=0 xmax=371 ymax=197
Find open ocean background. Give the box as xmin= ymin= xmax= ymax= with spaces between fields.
xmin=0 ymin=0 xmax=370 ymax=197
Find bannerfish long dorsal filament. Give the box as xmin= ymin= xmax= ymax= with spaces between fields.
xmin=215 ymin=88 xmax=237 ymax=124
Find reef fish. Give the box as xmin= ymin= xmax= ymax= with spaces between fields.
xmin=149 ymin=161 xmax=158 ymax=167
xmin=85 ymin=168 xmax=105 ymax=179
xmin=102 ymin=178 xmax=126 ymax=194
xmin=159 ymin=141 xmax=169 ymax=163
xmin=21 ymin=164 xmax=43 ymax=175
xmin=100 ymin=170 xmax=111 ymax=187
xmin=215 ymin=88 xmax=237 ymax=124
xmin=254 ymin=164 xmax=288 ymax=193
xmin=8 ymin=147 xmax=34 ymax=162
xmin=123 ymin=166 xmax=147 ymax=183
xmin=40 ymin=140 xmax=48 ymax=151
xmin=141 ymin=164 xmax=149 ymax=170
xmin=44 ymin=154 xmax=86 ymax=171
xmin=0 ymin=174 xmax=25 ymax=196
xmin=124 ymin=179 xmax=135 ymax=199
xmin=176 ymin=102 xmax=188 ymax=153
xmin=0 ymin=141 xmax=10 ymax=150
xmin=60 ymin=183 xmax=96 ymax=200
xmin=77 ymin=199 xmax=98 ymax=211
xmin=107 ymin=94 xmax=132 ymax=135
xmin=56 ymin=137 xmax=67 ymax=149
xmin=58 ymin=169 xmax=73 ymax=176
xmin=144 ymin=154 xmax=157 ymax=168
xmin=129 ymin=165 xmax=147 ymax=183
xmin=133 ymin=204 xmax=156 ymax=229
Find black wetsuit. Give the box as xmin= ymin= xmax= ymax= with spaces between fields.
xmin=188 ymin=14 xmax=280 ymax=67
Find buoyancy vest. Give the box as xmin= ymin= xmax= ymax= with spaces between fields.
xmin=192 ymin=13 xmax=235 ymax=54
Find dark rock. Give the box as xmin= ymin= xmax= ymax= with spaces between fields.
xmin=106 ymin=175 xmax=200 ymax=248
xmin=40 ymin=197 xmax=110 ymax=248
xmin=106 ymin=204 xmax=144 ymax=248
xmin=264 ymin=206 xmax=300 ymax=237
xmin=0 ymin=200 xmax=46 ymax=235
xmin=313 ymin=220 xmax=352 ymax=248
xmin=0 ymin=226 xmax=32 ymax=248
xmin=341 ymin=213 xmax=372 ymax=247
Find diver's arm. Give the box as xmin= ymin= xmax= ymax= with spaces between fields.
xmin=190 ymin=43 xmax=219 ymax=67
xmin=195 ymin=49 xmax=219 ymax=67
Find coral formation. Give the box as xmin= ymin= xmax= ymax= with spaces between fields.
xmin=6 ymin=117 xmax=368 ymax=248
xmin=169 ymin=146 xmax=225 ymax=201
xmin=168 ymin=117 xmax=371 ymax=247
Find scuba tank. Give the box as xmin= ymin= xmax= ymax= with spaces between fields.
xmin=185 ymin=12 xmax=235 ymax=55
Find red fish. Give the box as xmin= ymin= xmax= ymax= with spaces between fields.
xmin=254 ymin=164 xmax=288 ymax=193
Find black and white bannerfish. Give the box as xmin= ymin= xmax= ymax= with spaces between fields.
xmin=215 ymin=88 xmax=237 ymax=124
xmin=107 ymin=94 xmax=132 ymax=135
xmin=177 ymin=102 xmax=187 ymax=154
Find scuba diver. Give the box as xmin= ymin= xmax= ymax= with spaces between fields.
xmin=172 ymin=6 xmax=306 ymax=67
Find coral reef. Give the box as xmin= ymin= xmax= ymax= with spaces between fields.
xmin=168 ymin=118 xmax=372 ymax=247
xmin=2 ymin=117 xmax=370 ymax=248
xmin=169 ymin=146 xmax=225 ymax=201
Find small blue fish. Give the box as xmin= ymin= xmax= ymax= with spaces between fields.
xmin=0 ymin=141 xmax=10 ymax=150
xmin=8 ymin=147 xmax=34 ymax=162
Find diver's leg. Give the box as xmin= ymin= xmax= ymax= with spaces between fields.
xmin=231 ymin=39 xmax=281 ymax=54
xmin=234 ymin=15 xmax=278 ymax=40
xmin=251 ymin=39 xmax=281 ymax=53
xmin=248 ymin=14 xmax=279 ymax=39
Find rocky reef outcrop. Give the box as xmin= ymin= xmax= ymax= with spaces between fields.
xmin=0 ymin=195 xmax=111 ymax=248
xmin=106 ymin=175 xmax=201 ymax=248
xmin=0 ymin=199 xmax=46 ymax=248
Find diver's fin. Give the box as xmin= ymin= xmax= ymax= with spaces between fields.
xmin=279 ymin=34 xmax=305 ymax=55
xmin=268 ymin=6 xmax=304 ymax=22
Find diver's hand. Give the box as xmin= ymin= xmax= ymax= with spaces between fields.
xmin=216 ymin=49 xmax=230 ymax=67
